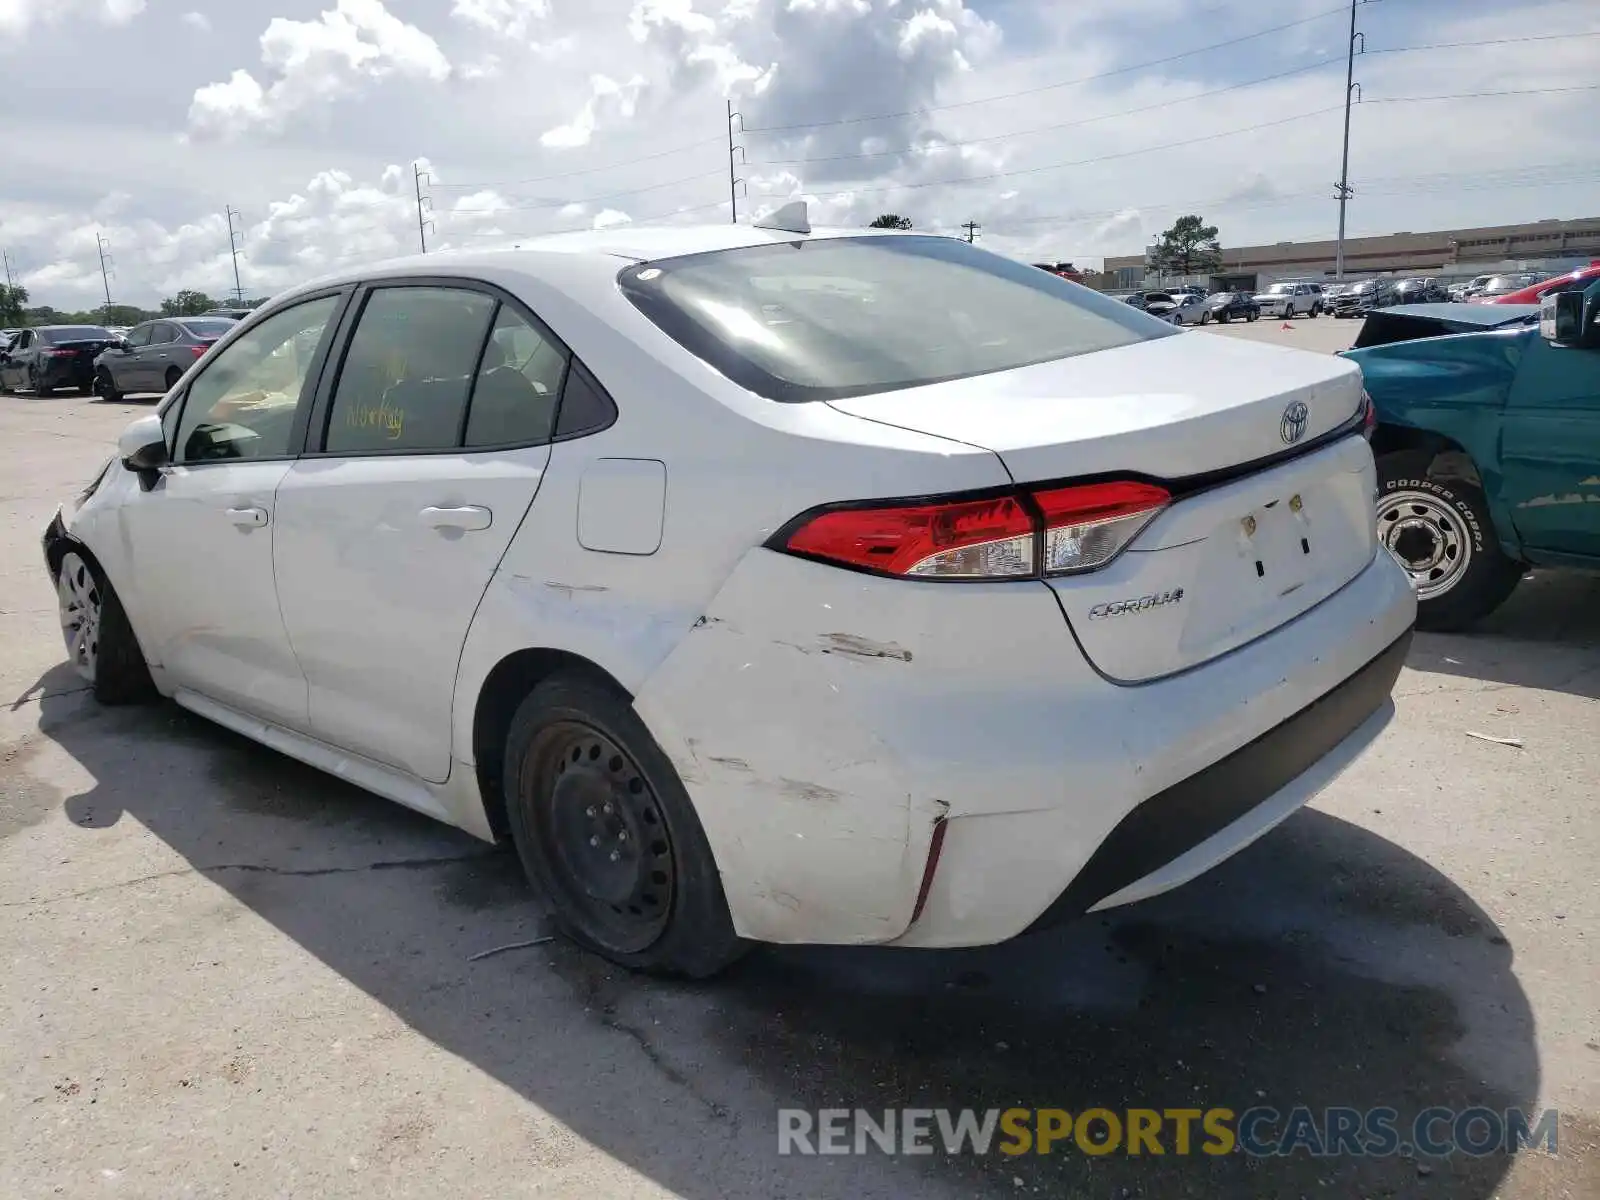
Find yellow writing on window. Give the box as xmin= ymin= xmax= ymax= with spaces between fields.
xmin=346 ymin=398 xmax=405 ymax=440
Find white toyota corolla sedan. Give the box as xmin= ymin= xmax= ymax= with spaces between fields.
xmin=43 ymin=206 xmax=1415 ymax=976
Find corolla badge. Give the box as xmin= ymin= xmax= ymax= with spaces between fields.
xmin=1279 ymin=400 xmax=1310 ymax=445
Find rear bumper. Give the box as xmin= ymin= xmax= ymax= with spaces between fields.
xmin=1025 ymin=625 xmax=1410 ymax=931
xmin=634 ymin=543 xmax=1416 ymax=948
xmin=39 ymin=359 xmax=95 ymax=389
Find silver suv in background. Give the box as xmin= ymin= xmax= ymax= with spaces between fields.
xmin=1253 ymin=281 xmax=1324 ymax=319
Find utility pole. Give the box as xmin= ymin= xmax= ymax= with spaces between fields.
xmin=96 ymin=234 xmax=114 ymax=318
xmin=413 ymin=162 xmax=432 ymax=253
xmin=1334 ymin=0 xmax=1372 ymax=280
xmin=727 ymin=101 xmax=746 ymax=225
xmin=2 ymin=248 xmax=13 ymax=290
xmin=225 ymin=206 xmax=245 ymax=304
xmin=961 ymin=220 xmax=981 ymax=244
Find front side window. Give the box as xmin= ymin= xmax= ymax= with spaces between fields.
xmin=324 ymin=286 xmax=496 ymax=454
xmin=619 ymin=235 xmax=1170 ymax=403
xmin=173 ymin=294 xmax=339 ymax=464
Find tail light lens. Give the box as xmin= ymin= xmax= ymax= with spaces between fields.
xmin=1358 ymin=388 xmax=1376 ymax=440
xmin=779 ymin=481 xmax=1169 ymax=580
xmin=42 ymin=348 xmax=73 ymax=357
xmin=783 ymin=494 xmax=1036 ymax=579
xmin=191 ymin=342 xmax=214 ymax=358
xmin=1034 ymin=481 xmax=1171 ymax=574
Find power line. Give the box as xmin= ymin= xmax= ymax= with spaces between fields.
xmin=430 ymin=135 xmax=726 ymax=191
xmin=1366 ymin=84 xmax=1600 ymax=103
xmin=749 ymin=31 xmax=1600 ymax=169
xmin=743 ymin=4 xmax=1354 ymax=131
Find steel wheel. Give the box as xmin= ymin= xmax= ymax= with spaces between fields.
xmin=528 ymin=720 xmax=675 ymax=954
xmin=57 ymin=551 xmax=102 ymax=681
xmin=1378 ymin=489 xmax=1472 ymax=599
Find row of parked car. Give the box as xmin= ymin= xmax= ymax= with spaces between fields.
xmin=0 ymin=312 xmax=249 ymax=399
xmin=1105 ymin=263 xmax=1600 ymax=327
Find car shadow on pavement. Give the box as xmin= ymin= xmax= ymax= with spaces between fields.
xmin=1407 ymin=570 xmax=1600 ymax=701
xmin=19 ymin=683 xmax=1569 ymax=1199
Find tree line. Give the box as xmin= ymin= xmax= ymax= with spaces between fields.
xmin=0 ymin=285 xmax=268 ymax=329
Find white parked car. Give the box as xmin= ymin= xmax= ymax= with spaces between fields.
xmin=43 ymin=207 xmax=1415 ymax=977
xmin=1144 ymin=291 xmax=1211 ymax=326
xmin=1254 ymin=281 xmax=1324 ymax=319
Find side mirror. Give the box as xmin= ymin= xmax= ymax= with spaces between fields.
xmin=118 ymin=413 xmax=169 ymax=472
xmin=1541 ymin=290 xmax=1600 ymax=349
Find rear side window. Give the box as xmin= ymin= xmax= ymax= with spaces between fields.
xmin=463 ymin=305 xmax=568 ymax=448
xmin=324 ymin=286 xmax=496 ymax=453
xmin=181 ymin=319 xmax=236 ymax=338
xmin=619 ymin=236 xmax=1170 ymax=403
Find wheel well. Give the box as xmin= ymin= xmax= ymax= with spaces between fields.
xmin=1370 ymin=425 xmax=1483 ymax=487
xmin=471 ymin=648 xmax=631 ymax=839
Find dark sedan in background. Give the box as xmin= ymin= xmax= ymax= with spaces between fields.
xmin=1205 ymin=291 xmax=1261 ymax=322
xmin=1392 ymin=277 xmax=1449 ymax=304
xmin=91 ymin=316 xmax=236 ymax=400
xmin=1333 ymin=278 xmax=1399 ymax=317
xmin=0 ymin=325 xmax=119 ymax=396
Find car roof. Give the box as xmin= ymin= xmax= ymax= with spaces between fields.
xmin=286 ymin=223 xmax=929 ymax=298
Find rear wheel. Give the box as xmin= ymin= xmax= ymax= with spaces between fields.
xmin=55 ymin=550 xmax=155 ymax=704
xmin=1376 ymin=451 xmax=1523 ymax=631
xmin=93 ymin=369 xmax=122 ymax=402
xmin=164 ymin=366 xmax=183 ymax=391
xmin=503 ymin=674 xmax=745 ymax=977
xmin=30 ymin=368 xmax=52 ymax=398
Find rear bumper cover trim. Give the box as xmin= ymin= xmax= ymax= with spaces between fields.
xmin=1026 ymin=624 xmax=1413 ymax=930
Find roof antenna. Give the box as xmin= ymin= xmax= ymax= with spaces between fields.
xmin=753 ymin=200 xmax=810 ymax=236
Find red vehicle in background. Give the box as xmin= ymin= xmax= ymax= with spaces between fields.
xmin=1480 ymin=261 xmax=1600 ymax=305
xmin=1032 ymin=261 xmax=1086 ymax=284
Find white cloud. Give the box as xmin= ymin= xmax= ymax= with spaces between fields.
xmin=4 ymin=0 xmax=1599 ymax=310
xmin=592 ymin=209 xmax=633 ymax=229
xmin=452 ymin=0 xmax=550 ymax=41
xmin=0 ymin=0 xmax=143 ymax=37
xmin=181 ymin=11 xmax=211 ymax=34
xmin=540 ymin=74 xmax=649 ymax=148
xmin=188 ymin=0 xmax=452 ymax=139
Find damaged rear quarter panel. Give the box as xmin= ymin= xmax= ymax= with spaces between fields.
xmin=633 ymin=547 xmax=1119 ymax=945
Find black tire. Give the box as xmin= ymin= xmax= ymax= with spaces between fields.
xmin=1375 ymin=451 xmax=1524 ymax=631
xmin=31 ymin=369 xmax=52 ymax=398
xmin=1217 ymin=311 xmax=1231 ymax=324
xmin=1247 ymin=310 xmax=1258 ymax=322
xmin=164 ymin=366 xmax=183 ymax=391
xmin=1310 ymin=303 xmax=1322 ymax=317
xmin=1199 ymin=309 xmax=1211 ymax=325
xmin=93 ymin=369 xmax=122 ymax=403
xmin=503 ymin=674 xmax=746 ymax=978
xmin=55 ymin=550 xmax=156 ymax=705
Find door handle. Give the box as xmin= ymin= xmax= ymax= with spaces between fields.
xmin=420 ymin=505 xmax=492 ymax=531
xmin=227 ymin=506 xmax=268 ymax=528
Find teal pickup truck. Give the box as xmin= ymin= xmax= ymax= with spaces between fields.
xmin=1342 ymin=280 xmax=1600 ymax=630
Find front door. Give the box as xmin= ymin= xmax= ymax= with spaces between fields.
xmin=1501 ymin=322 xmax=1600 ymax=558
xmin=273 ymin=282 xmax=566 ymax=782
xmin=117 ymin=323 xmax=156 ymax=392
xmin=117 ymin=293 xmax=347 ymax=728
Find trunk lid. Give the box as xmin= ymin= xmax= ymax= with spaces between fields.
xmin=828 ymin=333 xmax=1376 ymax=680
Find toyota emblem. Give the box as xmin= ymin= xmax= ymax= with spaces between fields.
xmin=1280 ymin=401 xmax=1310 ymax=445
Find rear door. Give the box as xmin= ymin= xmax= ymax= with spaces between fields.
xmin=272 ymin=279 xmax=567 ymax=782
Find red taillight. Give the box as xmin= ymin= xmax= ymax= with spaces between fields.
xmin=780 ymin=480 xmax=1169 ymax=580
xmin=1033 ymin=481 xmax=1170 ymax=574
xmin=42 ymin=348 xmax=73 ymax=357
xmin=190 ymin=343 xmax=212 ymax=358
xmin=1359 ymin=389 xmax=1377 ymax=440
xmin=784 ymin=494 xmax=1036 ymax=578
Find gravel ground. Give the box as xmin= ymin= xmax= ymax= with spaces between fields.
xmin=2 ymin=367 xmax=1596 ymax=1199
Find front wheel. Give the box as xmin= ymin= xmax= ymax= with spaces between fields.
xmin=503 ymin=674 xmax=746 ymax=977
xmin=1375 ymin=451 xmax=1523 ymax=631
xmin=1310 ymin=303 xmax=1322 ymax=317
xmin=93 ymin=369 xmax=122 ymax=402
xmin=1199 ymin=309 xmax=1211 ymax=325
xmin=55 ymin=550 xmax=155 ymax=704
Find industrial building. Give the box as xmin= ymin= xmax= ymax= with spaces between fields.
xmin=1102 ymin=215 xmax=1600 ymax=291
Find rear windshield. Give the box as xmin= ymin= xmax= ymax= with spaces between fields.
xmin=618 ymin=235 xmax=1170 ymax=403
xmin=41 ymin=326 xmax=112 ymax=342
xmin=180 ymin=319 xmax=236 ymax=338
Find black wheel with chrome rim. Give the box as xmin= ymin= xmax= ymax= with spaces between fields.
xmin=503 ymin=673 xmax=745 ymax=977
